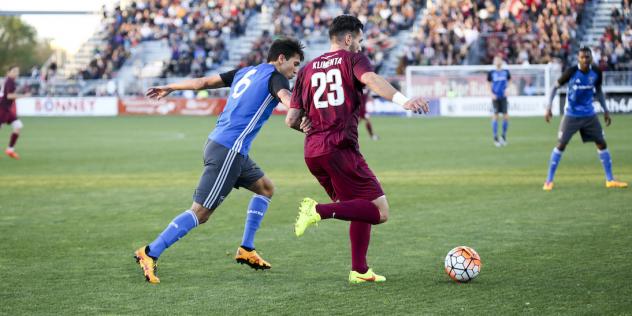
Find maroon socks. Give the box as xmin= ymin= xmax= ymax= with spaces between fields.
xmin=9 ymin=133 xmax=18 ymax=148
xmin=315 ymin=199 xmax=381 ymax=224
xmin=349 ymin=221 xmax=371 ymax=273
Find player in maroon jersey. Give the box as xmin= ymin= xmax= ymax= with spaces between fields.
xmin=0 ymin=66 xmax=23 ymax=160
xmin=359 ymin=87 xmax=378 ymax=140
xmin=286 ymin=15 xmax=429 ymax=283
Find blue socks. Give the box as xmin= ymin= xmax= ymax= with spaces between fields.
xmin=148 ymin=210 xmax=199 ymax=259
xmin=547 ymin=147 xmax=563 ymax=183
xmin=598 ymin=149 xmax=614 ymax=181
xmin=492 ymin=119 xmax=498 ymax=139
xmin=502 ymin=120 xmax=508 ymax=138
xmin=145 ymin=195 xmax=270 ymax=259
xmin=241 ymin=195 xmax=270 ymax=250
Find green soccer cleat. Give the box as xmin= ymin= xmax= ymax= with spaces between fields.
xmin=294 ymin=197 xmax=321 ymax=237
xmin=349 ymin=268 xmax=386 ymax=284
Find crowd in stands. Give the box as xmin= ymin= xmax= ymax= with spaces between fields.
xmin=398 ymin=0 xmax=481 ymax=73
xmin=482 ymin=0 xmax=585 ymax=66
xmin=76 ymin=0 xmax=261 ymax=80
xmin=238 ymin=0 xmax=422 ymax=73
xmin=593 ymin=1 xmax=632 ymax=71
xmin=398 ymin=0 xmax=586 ymax=74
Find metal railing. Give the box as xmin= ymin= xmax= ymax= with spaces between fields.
xmin=5 ymin=70 xmax=632 ymax=97
xmin=6 ymin=77 xmax=230 ymax=98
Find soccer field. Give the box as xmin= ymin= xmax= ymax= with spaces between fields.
xmin=1 ymin=115 xmax=631 ymax=315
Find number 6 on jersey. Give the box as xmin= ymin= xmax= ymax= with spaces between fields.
xmin=312 ymin=69 xmax=345 ymax=108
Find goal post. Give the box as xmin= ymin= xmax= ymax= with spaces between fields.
xmin=405 ymin=64 xmax=559 ymax=117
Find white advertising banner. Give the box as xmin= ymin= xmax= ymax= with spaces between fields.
xmin=17 ymin=97 xmax=118 ymax=116
xmin=439 ymin=96 xmax=559 ymax=117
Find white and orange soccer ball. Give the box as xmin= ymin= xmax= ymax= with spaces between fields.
xmin=444 ymin=246 xmax=482 ymax=283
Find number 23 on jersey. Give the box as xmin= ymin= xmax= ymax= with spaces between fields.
xmin=311 ymin=69 xmax=345 ymax=109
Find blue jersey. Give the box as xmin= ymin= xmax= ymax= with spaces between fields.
xmin=557 ymin=65 xmax=603 ymax=117
xmin=209 ymin=64 xmax=280 ymax=155
xmin=487 ymin=69 xmax=511 ymax=98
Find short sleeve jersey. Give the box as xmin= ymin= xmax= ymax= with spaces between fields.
xmin=209 ymin=63 xmax=288 ymax=155
xmin=487 ymin=69 xmax=511 ymax=98
xmin=557 ymin=65 xmax=602 ymax=117
xmin=0 ymin=77 xmax=16 ymax=108
xmin=290 ymin=50 xmax=373 ymax=158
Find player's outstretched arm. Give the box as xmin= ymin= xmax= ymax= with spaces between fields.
xmin=146 ymin=75 xmax=226 ymax=100
xmin=360 ymin=72 xmax=429 ymax=114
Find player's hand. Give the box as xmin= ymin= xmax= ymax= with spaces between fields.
xmin=544 ymin=109 xmax=552 ymax=123
xmin=300 ymin=116 xmax=311 ymax=133
xmin=403 ymin=96 xmax=429 ymax=114
xmin=604 ymin=112 xmax=612 ymax=127
xmin=492 ymin=94 xmax=497 ymax=100
xmin=146 ymin=86 xmax=173 ymax=100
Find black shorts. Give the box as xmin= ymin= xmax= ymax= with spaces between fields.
xmin=492 ymin=98 xmax=508 ymax=114
xmin=558 ymin=115 xmax=605 ymax=145
xmin=193 ymin=140 xmax=264 ymax=210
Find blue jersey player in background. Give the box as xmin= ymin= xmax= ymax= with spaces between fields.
xmin=543 ymin=47 xmax=627 ymax=191
xmin=134 ymin=38 xmax=308 ymax=284
xmin=487 ymin=56 xmax=511 ymax=147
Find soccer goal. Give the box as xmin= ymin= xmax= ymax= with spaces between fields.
xmin=405 ymin=64 xmax=559 ymax=116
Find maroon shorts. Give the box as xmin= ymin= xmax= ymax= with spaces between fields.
xmin=0 ymin=106 xmax=17 ymax=125
xmin=305 ymin=148 xmax=384 ymax=202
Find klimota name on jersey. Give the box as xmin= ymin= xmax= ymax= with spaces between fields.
xmin=313 ymin=58 xmax=343 ymax=69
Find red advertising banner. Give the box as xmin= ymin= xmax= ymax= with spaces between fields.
xmin=118 ymin=98 xmax=226 ymax=116
xmin=118 ymin=97 xmax=290 ymax=115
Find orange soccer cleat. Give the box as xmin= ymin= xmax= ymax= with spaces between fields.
xmin=235 ymin=246 xmax=271 ymax=270
xmin=606 ymin=180 xmax=628 ymax=188
xmin=134 ymin=246 xmax=160 ymax=284
xmin=5 ymin=148 xmax=19 ymax=160
xmin=542 ymin=182 xmax=554 ymax=191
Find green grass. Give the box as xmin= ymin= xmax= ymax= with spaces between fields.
xmin=1 ymin=115 xmax=631 ymax=315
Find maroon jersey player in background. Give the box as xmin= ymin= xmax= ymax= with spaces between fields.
xmin=286 ymin=15 xmax=428 ymax=283
xmin=0 ymin=66 xmax=23 ymax=160
xmin=359 ymin=87 xmax=378 ymax=140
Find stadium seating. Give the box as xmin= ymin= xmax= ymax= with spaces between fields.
xmin=237 ymin=0 xmax=423 ymax=73
xmin=78 ymin=0 xmax=260 ymax=80
xmin=593 ymin=3 xmax=632 ymax=71
xmin=398 ymin=0 xmax=587 ymax=73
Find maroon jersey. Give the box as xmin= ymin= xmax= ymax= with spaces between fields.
xmin=291 ymin=49 xmax=373 ymax=158
xmin=0 ymin=77 xmax=16 ymax=108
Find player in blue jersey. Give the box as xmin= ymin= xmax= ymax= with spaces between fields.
xmin=543 ymin=47 xmax=627 ymax=191
xmin=133 ymin=38 xmax=307 ymax=283
xmin=487 ymin=56 xmax=511 ymax=147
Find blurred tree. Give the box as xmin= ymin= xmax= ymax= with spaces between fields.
xmin=0 ymin=16 xmax=53 ymax=74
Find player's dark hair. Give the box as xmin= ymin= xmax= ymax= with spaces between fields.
xmin=329 ymin=15 xmax=364 ymax=40
xmin=267 ymin=38 xmax=305 ymax=62
xmin=578 ymin=46 xmax=592 ymax=56
xmin=7 ymin=65 xmax=19 ymax=72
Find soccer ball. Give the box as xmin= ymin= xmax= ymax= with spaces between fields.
xmin=444 ymin=246 xmax=482 ymax=283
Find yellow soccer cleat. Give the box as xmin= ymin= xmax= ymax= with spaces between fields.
xmin=134 ymin=246 xmax=160 ymax=284
xmin=606 ymin=180 xmax=628 ymax=188
xmin=349 ymin=268 xmax=386 ymax=284
xmin=542 ymin=182 xmax=554 ymax=191
xmin=294 ymin=197 xmax=321 ymax=237
xmin=235 ymin=247 xmax=271 ymax=270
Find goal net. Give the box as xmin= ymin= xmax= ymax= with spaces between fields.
xmin=405 ymin=64 xmax=560 ymax=116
